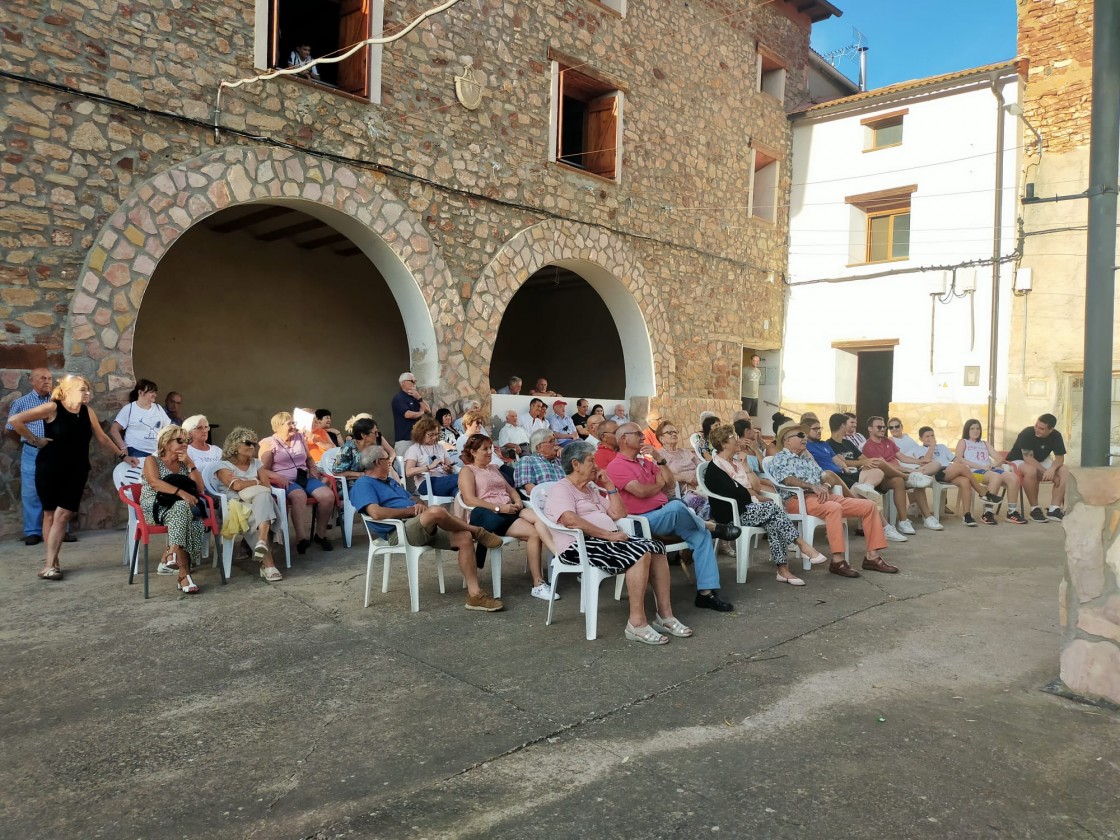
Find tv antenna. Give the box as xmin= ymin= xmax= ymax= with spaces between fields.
xmin=818 ymin=27 xmax=869 ymax=90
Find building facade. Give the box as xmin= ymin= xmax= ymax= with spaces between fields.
xmin=0 ymin=0 xmax=839 ymax=534
xmin=783 ymin=61 xmax=1025 ymax=441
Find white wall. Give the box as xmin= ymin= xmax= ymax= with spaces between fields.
xmin=785 ymin=73 xmax=1022 ymax=415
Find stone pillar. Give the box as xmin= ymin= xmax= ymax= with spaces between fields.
xmin=1059 ymin=468 xmax=1120 ymax=706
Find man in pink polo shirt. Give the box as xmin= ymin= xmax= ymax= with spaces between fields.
xmin=606 ymin=422 xmax=742 ymax=612
xmin=861 ymin=416 xmax=942 ymax=532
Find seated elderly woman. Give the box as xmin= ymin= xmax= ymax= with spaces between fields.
xmin=458 ymin=433 xmax=556 ymax=601
xmin=306 ymin=408 xmax=341 ymax=463
xmin=405 ymin=413 xmax=459 ymax=497
xmin=183 ymin=415 xmax=222 ymax=466
xmin=260 ymin=411 xmax=335 ymax=554
xmin=141 ymin=425 xmax=208 ymax=594
xmin=706 ymin=424 xmax=827 ymax=585
xmin=435 ymin=408 xmax=458 ymax=446
xmin=689 ymin=413 xmax=720 ymax=462
xmin=542 ymin=440 xmax=693 ymax=645
xmin=214 ymin=426 xmax=283 ymax=582
xmin=654 ymin=418 xmax=710 ymax=520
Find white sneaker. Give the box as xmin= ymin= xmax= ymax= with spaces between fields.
xmin=897 ymin=519 xmax=916 ymax=535
xmin=906 ymin=472 xmax=933 ymax=489
xmin=923 ymin=516 xmax=944 ymax=531
xmin=852 ymin=483 xmax=881 ymax=503
xmin=531 ymin=582 xmax=560 ymax=601
xmin=883 ymin=523 xmax=909 ymax=542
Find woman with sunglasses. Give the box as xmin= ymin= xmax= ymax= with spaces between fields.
xmin=140 ymin=425 xmax=208 ymax=593
xmin=215 ymin=427 xmax=283 ymax=581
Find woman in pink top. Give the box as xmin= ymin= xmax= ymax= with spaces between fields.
xmin=458 ymin=434 xmax=554 ymax=602
xmin=260 ymin=411 xmax=336 ymax=554
xmin=542 ymin=440 xmax=692 ymax=646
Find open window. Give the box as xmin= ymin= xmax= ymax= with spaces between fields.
xmin=757 ymin=46 xmax=787 ymax=103
xmin=845 ymin=185 xmax=915 ymax=264
xmin=550 ymin=61 xmax=624 ymax=181
xmin=750 ymin=147 xmax=779 ymax=224
xmin=862 ymin=109 xmax=907 ymax=151
xmin=266 ymin=0 xmax=375 ymax=99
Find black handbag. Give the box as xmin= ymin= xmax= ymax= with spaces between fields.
xmin=154 ymin=472 xmax=205 ymax=524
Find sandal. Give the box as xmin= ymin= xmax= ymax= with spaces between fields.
xmin=259 ymin=565 xmax=283 ymax=582
xmin=651 ymin=614 xmax=693 ymax=638
xmin=38 ymin=567 xmax=63 ymax=580
xmin=624 ymin=622 xmax=669 ymax=645
xmin=157 ymin=547 xmax=180 ymax=575
xmin=177 ymin=574 xmax=200 ymax=594
xmin=253 ymin=541 xmax=269 ymax=559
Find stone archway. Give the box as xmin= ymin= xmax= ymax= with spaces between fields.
xmin=467 ymin=219 xmax=674 ymax=401
xmin=66 ymin=146 xmax=464 ymax=400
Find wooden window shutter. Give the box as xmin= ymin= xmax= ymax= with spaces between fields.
xmin=337 ymin=0 xmax=370 ymax=97
xmin=584 ymin=92 xmax=619 ymax=179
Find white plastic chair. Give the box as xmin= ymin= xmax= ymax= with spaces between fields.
xmin=200 ymin=462 xmax=288 ymax=579
xmin=529 ymin=482 xmax=625 ymax=641
xmin=454 ymin=492 xmax=506 ymax=598
xmin=884 ymin=479 xmax=958 ymax=525
xmin=695 ymin=462 xmax=767 ymax=582
xmin=361 ymin=514 xmax=454 ymax=612
xmin=319 ymin=447 xmax=356 ymax=548
xmin=762 ymin=455 xmax=848 ymax=565
xmin=112 ymin=461 xmax=143 ymax=566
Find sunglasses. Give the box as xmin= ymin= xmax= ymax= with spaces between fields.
xmin=785 ymin=432 xmax=807 ymax=441
xmin=872 ymin=425 xmax=886 ymax=431
xmin=243 ymin=440 xmax=259 ymax=446
xmin=888 ymin=424 xmax=901 ymax=430
xmin=174 ymin=437 xmax=190 ymax=444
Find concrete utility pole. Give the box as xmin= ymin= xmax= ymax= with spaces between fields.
xmin=1081 ymin=0 xmax=1120 ymax=466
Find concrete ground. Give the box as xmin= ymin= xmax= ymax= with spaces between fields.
xmin=2 ymin=512 xmax=1118 ymax=840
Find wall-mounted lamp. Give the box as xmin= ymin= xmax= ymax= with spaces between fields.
xmin=1004 ymin=102 xmax=1044 ymax=154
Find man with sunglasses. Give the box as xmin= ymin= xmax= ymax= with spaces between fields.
xmin=607 ymin=423 xmax=742 ymax=611
xmin=391 ymin=371 xmax=429 ymax=454
xmin=862 ymin=416 xmax=943 ymax=532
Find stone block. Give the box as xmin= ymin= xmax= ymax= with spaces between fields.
xmin=1063 ymin=502 xmax=1105 ymax=603
xmin=1060 ymin=638 xmax=1120 ymax=706
xmin=1069 ymin=468 xmax=1120 ymax=507
xmin=1076 ymin=595 xmax=1120 ymax=643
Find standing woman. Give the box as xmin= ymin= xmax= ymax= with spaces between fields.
xmin=109 ymin=379 xmax=171 ymax=466
xmin=9 ymin=374 xmax=126 ymax=580
xmin=141 ymin=425 xmax=208 ymax=593
xmin=260 ymin=411 xmax=336 ymax=554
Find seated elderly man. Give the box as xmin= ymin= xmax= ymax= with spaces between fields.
xmin=530 ymin=378 xmax=558 ymax=397
xmin=606 ymin=422 xmax=742 ymax=612
xmin=519 ymin=398 xmax=550 ymax=435
xmin=611 ymin=404 xmax=630 ymax=423
xmin=768 ymin=423 xmax=898 ymax=578
xmin=496 ymin=376 xmax=523 ymax=395
xmin=584 ymin=413 xmax=604 ymax=447
xmin=548 ymin=399 xmax=577 ymax=444
xmin=351 ymin=446 xmax=505 ymax=611
xmin=594 ymin=420 xmax=619 ymax=469
xmin=497 ymin=409 xmax=530 ymax=456
xmin=512 ymin=428 xmax=564 ymax=495
xmin=641 ymin=407 xmax=663 ymax=448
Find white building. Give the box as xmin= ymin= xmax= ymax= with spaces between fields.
xmin=783 ymin=60 xmax=1026 ymax=444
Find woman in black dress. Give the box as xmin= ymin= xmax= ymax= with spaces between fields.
xmin=8 ymin=374 xmax=126 ymax=579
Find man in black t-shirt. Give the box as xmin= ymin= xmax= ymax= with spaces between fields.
xmin=570 ymin=398 xmax=590 ymax=439
xmin=1006 ymin=412 xmax=1067 ymax=522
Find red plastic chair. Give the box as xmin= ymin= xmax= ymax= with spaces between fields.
xmin=118 ymin=484 xmax=223 ymax=599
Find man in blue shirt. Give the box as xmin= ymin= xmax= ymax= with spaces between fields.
xmin=5 ymin=368 xmax=53 ymax=545
xmin=390 ymin=371 xmax=429 ymax=453
xmin=350 ymin=446 xmax=505 ymax=612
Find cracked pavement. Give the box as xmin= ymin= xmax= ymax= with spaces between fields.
xmin=2 ymin=517 xmax=1118 ymax=839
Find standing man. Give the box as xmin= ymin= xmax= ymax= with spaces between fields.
xmin=606 ymin=423 xmax=742 ymax=611
xmin=741 ymin=353 xmax=762 ymax=416
xmin=164 ymin=391 xmax=184 ymax=426
xmin=391 ymin=372 xmax=429 ymax=454
xmin=1007 ymin=413 xmax=1068 ymax=522
xmin=5 ymin=368 xmax=53 ymax=545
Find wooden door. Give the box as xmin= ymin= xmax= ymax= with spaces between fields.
xmin=338 ymin=0 xmax=370 ymax=96
xmin=584 ymin=92 xmax=620 ymax=179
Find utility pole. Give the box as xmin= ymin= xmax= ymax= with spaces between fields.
xmin=1081 ymin=0 xmax=1120 ymax=466
xmin=988 ymin=76 xmax=1007 ymax=442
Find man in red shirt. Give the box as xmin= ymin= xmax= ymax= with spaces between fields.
xmin=862 ymin=416 xmax=941 ymax=532
xmin=594 ymin=420 xmax=619 ymax=469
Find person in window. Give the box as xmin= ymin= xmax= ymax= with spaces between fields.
xmin=260 ymin=411 xmax=335 ymax=554
xmin=287 ymin=44 xmax=320 ymax=80
xmin=109 ymin=379 xmax=172 ymax=465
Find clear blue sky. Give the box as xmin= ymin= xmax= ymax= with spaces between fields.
xmin=811 ymin=0 xmax=1018 ymax=89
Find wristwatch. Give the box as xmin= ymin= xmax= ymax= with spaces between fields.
xmin=494 ymin=505 xmax=500 ymax=512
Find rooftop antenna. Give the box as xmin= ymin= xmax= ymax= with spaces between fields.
xmin=818 ymin=27 xmax=869 ymax=89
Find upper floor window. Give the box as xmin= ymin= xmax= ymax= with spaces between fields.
xmin=846 ymin=185 xmax=916 ymax=264
xmin=750 ymin=147 xmax=780 ymax=224
xmin=549 ymin=60 xmax=625 ymax=181
xmin=757 ymin=46 xmax=786 ymax=103
xmin=262 ymin=0 xmax=382 ymax=100
xmin=594 ymin=0 xmax=627 ymax=14
xmin=862 ymin=109 xmax=907 ymax=151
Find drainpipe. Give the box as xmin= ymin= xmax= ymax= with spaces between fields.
xmin=987 ymin=75 xmax=1006 ymax=442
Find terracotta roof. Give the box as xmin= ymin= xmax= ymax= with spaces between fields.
xmin=782 ymin=0 xmax=843 ymax=23
xmin=793 ymin=58 xmax=1026 ymax=117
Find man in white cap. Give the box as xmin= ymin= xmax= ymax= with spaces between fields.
xmin=547 ymin=399 xmax=577 ymax=444
xmin=391 ymin=371 xmax=429 ymax=454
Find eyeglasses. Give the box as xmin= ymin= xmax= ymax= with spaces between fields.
xmin=620 ymin=431 xmax=642 ymax=438
xmin=662 ymin=430 xmax=679 ymax=435
xmin=888 ymin=424 xmax=901 ymax=430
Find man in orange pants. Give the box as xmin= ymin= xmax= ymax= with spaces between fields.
xmin=767 ymin=422 xmax=899 ymax=578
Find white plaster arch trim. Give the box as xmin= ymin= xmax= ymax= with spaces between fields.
xmin=67 ymin=146 xmax=458 ymax=391
xmin=470 ymin=219 xmax=672 ymax=398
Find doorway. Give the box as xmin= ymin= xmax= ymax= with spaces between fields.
xmin=856 ymin=350 xmax=894 ymax=426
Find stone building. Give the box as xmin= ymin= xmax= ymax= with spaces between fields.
xmin=0 ymin=0 xmax=840 ymax=534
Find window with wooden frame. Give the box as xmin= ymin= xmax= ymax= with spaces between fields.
xmin=266 ymin=0 xmax=375 ymax=99
xmin=750 ymin=148 xmax=779 ymax=223
xmin=846 ymin=185 xmax=915 ymax=264
xmin=594 ymin=0 xmax=627 ymax=14
xmin=862 ymin=109 xmax=907 ymax=151
xmin=757 ymin=46 xmax=786 ymax=102
xmin=550 ymin=61 xmax=624 ymax=181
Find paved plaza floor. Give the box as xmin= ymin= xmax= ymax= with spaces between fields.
xmin=2 ymin=514 xmax=1118 ymax=839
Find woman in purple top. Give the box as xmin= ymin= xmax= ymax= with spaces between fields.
xmin=260 ymin=411 xmax=335 ymax=554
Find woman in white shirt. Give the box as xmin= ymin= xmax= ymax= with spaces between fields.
xmin=109 ymin=378 xmax=172 ymax=465
xmin=183 ymin=415 xmax=222 ymax=466
xmin=405 ymin=414 xmax=459 ymax=496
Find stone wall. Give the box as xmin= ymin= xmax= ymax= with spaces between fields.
xmin=0 ymin=0 xmax=820 ymax=533
xmin=1059 ymin=469 xmax=1120 ymax=707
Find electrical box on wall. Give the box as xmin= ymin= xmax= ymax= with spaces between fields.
xmin=958 ymin=269 xmax=978 ymax=292
xmin=929 ymin=270 xmax=950 ymax=295
xmin=964 ymin=365 xmax=980 ymax=387
xmin=1014 ymin=267 xmax=1033 ymax=291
